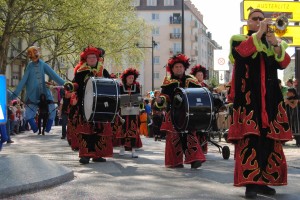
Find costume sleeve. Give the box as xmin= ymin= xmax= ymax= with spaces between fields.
xmin=12 ymin=64 xmax=30 ymax=99
xmin=44 ymin=63 xmax=65 ymax=85
xmin=136 ymin=82 xmax=141 ymax=94
xmin=234 ymin=34 xmax=260 ymax=57
xmin=102 ymin=68 xmax=110 ymax=78
xmin=272 ymin=41 xmax=291 ymax=69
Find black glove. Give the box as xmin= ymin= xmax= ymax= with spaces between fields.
xmin=174 ymin=94 xmax=183 ymax=108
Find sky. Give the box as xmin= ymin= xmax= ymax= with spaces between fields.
xmin=190 ymin=0 xmax=295 ymax=55
xmin=190 ymin=0 xmax=244 ymax=51
xmin=190 ymin=0 xmax=295 ymax=81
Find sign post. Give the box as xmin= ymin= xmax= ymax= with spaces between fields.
xmin=0 ymin=75 xmax=7 ymax=124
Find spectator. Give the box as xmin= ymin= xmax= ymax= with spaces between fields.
xmin=37 ymin=93 xmax=50 ymax=135
xmin=286 ymin=78 xmax=294 ymax=88
xmin=279 ymin=79 xmax=288 ymax=99
xmin=285 ymin=87 xmax=300 ymax=147
xmin=11 ymin=101 xmax=20 ymax=135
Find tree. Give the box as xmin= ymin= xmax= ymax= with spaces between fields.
xmin=0 ymin=0 xmax=148 ymax=75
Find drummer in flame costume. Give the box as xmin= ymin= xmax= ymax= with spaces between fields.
xmin=190 ymin=64 xmax=209 ymax=154
xmin=117 ymin=68 xmax=142 ymax=158
xmin=67 ymin=46 xmax=113 ymax=164
xmin=159 ymin=54 xmax=206 ymax=168
xmin=227 ymin=8 xmax=293 ymax=198
xmin=66 ymin=83 xmax=80 ymax=151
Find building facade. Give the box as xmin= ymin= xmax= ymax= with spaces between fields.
xmin=134 ymin=0 xmax=221 ymax=94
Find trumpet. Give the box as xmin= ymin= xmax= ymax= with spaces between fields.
xmin=268 ymin=15 xmax=289 ymax=36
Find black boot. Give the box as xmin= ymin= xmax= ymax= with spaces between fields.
xmin=245 ymin=184 xmax=257 ymax=199
xmin=42 ymin=128 xmax=45 ymax=135
xmin=92 ymin=157 xmax=106 ymax=162
xmin=79 ymin=157 xmax=90 ymax=164
xmin=256 ymin=185 xmax=276 ymax=195
xmin=191 ymin=161 xmax=202 ymax=169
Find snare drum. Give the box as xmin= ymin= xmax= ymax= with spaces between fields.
xmin=171 ymin=87 xmax=214 ymax=132
xmin=83 ymin=77 xmax=119 ymax=123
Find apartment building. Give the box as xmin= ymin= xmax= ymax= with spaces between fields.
xmin=134 ymin=0 xmax=221 ymax=94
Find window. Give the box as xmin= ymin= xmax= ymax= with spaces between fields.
xmin=154 ymin=42 xmax=160 ymax=50
xmin=152 ymin=27 xmax=160 ymax=35
xmin=11 ymin=72 xmax=19 ymax=87
xmin=173 ymin=43 xmax=182 ymax=54
xmin=152 ymin=13 xmax=159 ymax=20
xmin=154 ymin=56 xmax=160 ymax=64
xmin=164 ymin=0 xmax=174 ymax=6
xmin=154 ymin=72 xmax=160 ymax=79
xmin=170 ymin=13 xmax=181 ymax=24
xmin=132 ymin=0 xmax=140 ymax=6
xmin=147 ymin=0 xmax=157 ymax=6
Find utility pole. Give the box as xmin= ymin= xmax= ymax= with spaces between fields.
xmin=181 ymin=0 xmax=185 ymax=54
xmin=136 ymin=37 xmax=157 ymax=91
xmin=295 ymin=0 xmax=300 ymax=94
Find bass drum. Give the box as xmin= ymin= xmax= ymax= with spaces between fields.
xmin=83 ymin=77 xmax=119 ymax=123
xmin=171 ymin=87 xmax=214 ymax=132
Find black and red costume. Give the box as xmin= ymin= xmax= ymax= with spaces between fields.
xmin=66 ymin=84 xmax=80 ymax=151
xmin=69 ymin=46 xmax=113 ymax=164
xmin=190 ymin=64 xmax=209 ymax=153
xmin=116 ymin=68 xmax=142 ymax=150
xmin=160 ymin=54 xmax=206 ymax=168
xmin=151 ymin=91 xmax=165 ymax=141
xmin=228 ymin=31 xmax=293 ymax=186
xmin=190 ymin=64 xmax=208 ymax=88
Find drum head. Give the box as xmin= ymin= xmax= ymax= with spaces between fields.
xmin=171 ymin=87 xmax=213 ymax=132
xmin=83 ymin=77 xmax=119 ymax=123
xmin=172 ymin=88 xmax=188 ymax=131
xmin=83 ymin=77 xmax=94 ymax=121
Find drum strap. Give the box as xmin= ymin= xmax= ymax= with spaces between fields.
xmin=122 ymin=84 xmax=136 ymax=93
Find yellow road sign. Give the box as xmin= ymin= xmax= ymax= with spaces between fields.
xmin=242 ymin=25 xmax=300 ymax=46
xmin=242 ymin=1 xmax=300 ymax=21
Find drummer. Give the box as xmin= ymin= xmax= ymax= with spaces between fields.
xmin=158 ymin=54 xmax=206 ymax=168
xmin=190 ymin=64 xmax=209 ymax=154
xmin=116 ymin=68 xmax=142 ymax=158
xmin=66 ymin=46 xmax=113 ymax=164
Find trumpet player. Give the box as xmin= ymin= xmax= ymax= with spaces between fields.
xmin=227 ymin=8 xmax=293 ymax=199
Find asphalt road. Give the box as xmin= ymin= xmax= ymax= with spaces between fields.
xmin=1 ymin=126 xmax=299 ymax=200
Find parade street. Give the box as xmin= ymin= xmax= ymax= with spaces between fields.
xmin=0 ymin=126 xmax=300 ymax=200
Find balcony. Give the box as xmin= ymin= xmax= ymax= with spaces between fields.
xmin=170 ymin=33 xmax=182 ymax=39
xmin=169 ymin=48 xmax=182 ymax=55
xmin=169 ymin=16 xmax=182 ymax=24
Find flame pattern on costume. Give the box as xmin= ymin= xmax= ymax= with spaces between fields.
xmin=234 ymin=137 xmax=287 ymax=186
xmin=161 ymin=74 xmax=206 ymax=167
xmin=228 ymin=31 xmax=293 ymax=187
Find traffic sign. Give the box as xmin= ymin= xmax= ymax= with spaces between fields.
xmin=241 ymin=25 xmax=300 ymax=46
xmin=0 ymin=75 xmax=7 ymax=124
xmin=214 ymin=50 xmax=230 ymax=71
xmin=242 ymin=1 xmax=300 ymax=22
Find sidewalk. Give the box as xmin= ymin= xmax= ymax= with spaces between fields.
xmin=1 ymin=126 xmax=300 ymax=199
xmin=0 ymin=127 xmax=74 ymax=198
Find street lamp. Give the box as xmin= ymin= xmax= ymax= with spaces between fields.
xmin=136 ymin=36 xmax=157 ymax=91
